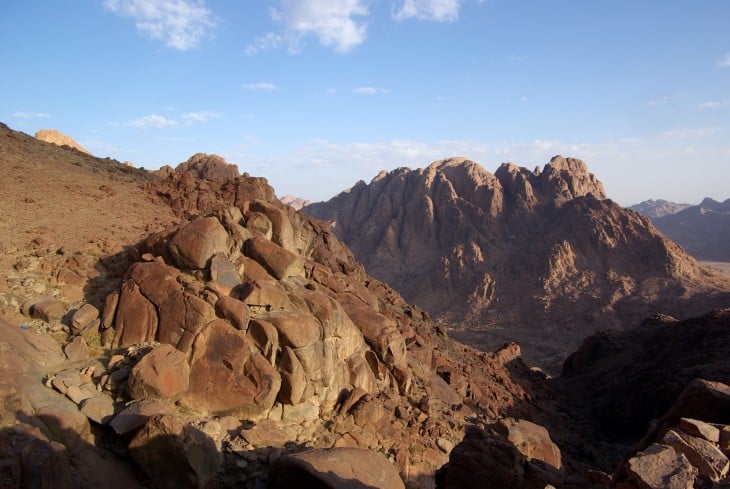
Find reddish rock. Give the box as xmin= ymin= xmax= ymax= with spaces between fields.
xmin=494 ymin=418 xmax=562 ymax=470
xmin=112 ymin=280 xmax=158 ymax=347
xmin=214 ymin=295 xmax=250 ymax=332
xmin=266 ymin=312 xmax=321 ymax=349
xmin=129 ymin=414 xmax=220 ymax=489
xmin=244 ymin=236 xmax=304 ymax=280
xmin=662 ymin=429 xmax=729 ymax=481
xmin=250 ymin=199 xmax=296 ymax=252
xmin=71 ymin=303 xmax=100 ymax=333
xmin=31 ymin=299 xmax=65 ymax=323
xmin=621 ymin=443 xmax=696 ymax=489
xmin=79 ymin=395 xmax=116 ymax=425
xmin=168 ymin=216 xmax=229 ymax=270
xmin=269 ymin=447 xmax=405 ymax=489
xmin=109 ymin=399 xmax=177 ymax=435
xmin=237 ymin=256 xmax=274 ymax=282
xmin=185 ymin=320 xmax=280 ymax=416
xmin=63 ymin=336 xmax=89 ymax=362
xmin=233 ymin=279 xmax=292 ymax=310
xmin=209 ymin=252 xmax=240 ymax=295
xmin=128 ymin=344 xmax=190 ymax=400
xmin=246 ymin=318 xmax=279 ymax=364
xmin=278 ymin=345 xmax=307 ymax=405
xmin=678 ymin=418 xmax=720 ymax=443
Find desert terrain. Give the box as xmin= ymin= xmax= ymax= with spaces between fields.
xmin=1 ymin=123 xmax=729 ymax=489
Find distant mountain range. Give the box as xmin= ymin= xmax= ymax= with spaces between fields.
xmin=631 ymin=198 xmax=730 ymax=262
xmin=304 ymin=157 xmax=730 ymax=368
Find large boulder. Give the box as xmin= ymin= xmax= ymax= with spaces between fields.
xmin=493 ymin=418 xmax=562 ymax=470
xmin=128 ymin=344 xmax=190 ymax=400
xmin=184 ymin=320 xmax=280 ymax=417
xmin=620 ymin=443 xmax=697 ymax=489
xmin=269 ymin=447 xmax=405 ymax=489
xmin=244 ymin=236 xmax=304 ymax=280
xmin=168 ymin=216 xmax=229 ymax=270
xmin=129 ymin=414 xmax=220 ymax=489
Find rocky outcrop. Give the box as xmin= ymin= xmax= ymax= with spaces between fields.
xmin=157 ymin=153 xmax=240 ymax=181
xmin=304 ymin=157 xmax=730 ymax=368
xmin=558 ymin=309 xmax=730 ymax=444
xmin=34 ymin=129 xmax=89 ymax=154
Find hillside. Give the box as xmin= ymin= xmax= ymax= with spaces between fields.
xmin=303 ymin=157 xmax=730 ymax=368
xmin=3 ymin=121 xmax=730 ymax=489
xmin=648 ymin=198 xmax=730 ymax=262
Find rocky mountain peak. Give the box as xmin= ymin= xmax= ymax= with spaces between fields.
xmin=155 ymin=153 xmax=240 ymax=181
xmin=303 ymin=156 xmax=730 ymax=369
xmin=34 ymin=128 xmax=89 ymax=154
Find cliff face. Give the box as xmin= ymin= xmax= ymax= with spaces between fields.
xmin=304 ymin=156 xmax=730 ymax=367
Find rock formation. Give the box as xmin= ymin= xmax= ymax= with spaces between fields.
xmin=303 ymin=157 xmax=730 ymax=368
xmin=3 ymin=120 xmax=730 ymax=488
xmin=34 ymin=128 xmax=89 ymax=154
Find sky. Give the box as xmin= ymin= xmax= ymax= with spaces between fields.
xmin=1 ymin=0 xmax=729 ymax=206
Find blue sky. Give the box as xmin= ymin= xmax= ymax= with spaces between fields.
xmin=2 ymin=1 xmax=729 ymax=205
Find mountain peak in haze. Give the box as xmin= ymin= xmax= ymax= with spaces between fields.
xmin=34 ymin=128 xmax=89 ymax=154
xmin=303 ymin=156 xmax=729 ymax=367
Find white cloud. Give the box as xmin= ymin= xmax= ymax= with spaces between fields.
xmin=244 ymin=32 xmax=285 ymax=55
xmin=698 ymin=100 xmax=730 ymax=109
xmin=104 ymin=0 xmax=215 ymax=50
xmin=242 ymin=82 xmax=277 ymax=91
xmin=13 ymin=111 xmax=50 ymax=119
xmin=353 ymin=86 xmax=388 ymax=94
xmin=716 ymin=52 xmax=730 ymax=68
xmin=393 ymin=0 xmax=462 ymax=22
xmin=128 ymin=114 xmax=178 ymax=128
xmin=181 ymin=110 xmax=221 ymax=122
xmin=271 ymin=0 xmax=369 ymax=53
xmin=661 ymin=127 xmax=721 ymax=139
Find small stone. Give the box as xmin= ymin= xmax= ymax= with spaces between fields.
xmin=71 ymin=304 xmax=100 ymax=333
xmin=436 ymin=437 xmax=454 ymax=453
xmin=80 ymin=396 xmax=116 ymax=425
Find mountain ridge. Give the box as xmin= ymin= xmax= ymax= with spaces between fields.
xmin=303 ymin=156 xmax=730 ymax=368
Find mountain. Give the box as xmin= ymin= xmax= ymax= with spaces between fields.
xmin=280 ymin=194 xmax=312 ymax=210
xmin=303 ymin=156 xmax=730 ymax=368
xmin=647 ymin=198 xmax=730 ymax=262
xmin=3 ymin=121 xmax=730 ymax=488
xmin=34 ymin=128 xmax=90 ymax=154
xmin=629 ymin=199 xmax=691 ymax=218
xmin=0 ymin=122 xmax=561 ymax=488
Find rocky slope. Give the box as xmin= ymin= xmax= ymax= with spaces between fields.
xmin=35 ymin=128 xmax=90 ymax=154
xmin=629 ymin=199 xmax=690 ymax=219
xmin=3 ymin=121 xmax=730 ymax=489
xmin=648 ymin=198 xmax=730 ymax=262
xmin=0 ymin=123 xmax=567 ymax=488
xmin=303 ymin=157 xmax=730 ymax=368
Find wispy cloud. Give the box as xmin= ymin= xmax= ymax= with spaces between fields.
xmin=244 ymin=32 xmax=285 ymax=55
xmin=698 ymin=100 xmax=730 ymax=109
xmin=269 ymin=0 xmax=369 ymax=53
xmin=242 ymin=82 xmax=277 ymax=91
xmin=661 ymin=127 xmax=721 ymax=139
xmin=13 ymin=111 xmax=50 ymax=119
xmin=353 ymin=86 xmax=389 ymax=94
xmin=125 ymin=110 xmax=220 ymax=128
xmin=128 ymin=114 xmax=178 ymax=128
xmin=716 ymin=52 xmax=730 ymax=68
xmin=181 ymin=110 xmax=221 ymax=122
xmin=393 ymin=0 xmax=463 ymax=22
xmin=104 ymin=0 xmax=216 ymax=50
